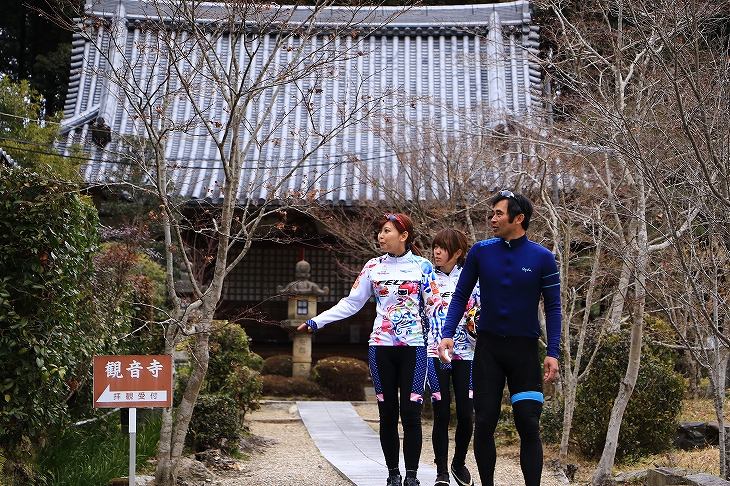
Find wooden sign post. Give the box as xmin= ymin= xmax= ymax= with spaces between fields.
xmin=94 ymin=355 xmax=173 ymax=486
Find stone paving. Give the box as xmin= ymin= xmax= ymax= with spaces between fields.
xmin=297 ymin=401 xmax=438 ymax=486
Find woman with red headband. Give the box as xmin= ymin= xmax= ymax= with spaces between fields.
xmin=299 ymin=212 xmax=443 ymax=486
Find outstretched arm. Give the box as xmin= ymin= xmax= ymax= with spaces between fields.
xmin=297 ymin=263 xmax=373 ymax=332
xmin=297 ymin=319 xmax=317 ymax=333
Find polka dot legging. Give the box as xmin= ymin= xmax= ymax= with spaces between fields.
xmin=369 ymin=345 xmax=427 ymax=473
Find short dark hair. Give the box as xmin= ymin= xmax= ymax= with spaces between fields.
xmin=432 ymin=228 xmax=469 ymax=266
xmin=490 ymin=190 xmax=533 ymax=230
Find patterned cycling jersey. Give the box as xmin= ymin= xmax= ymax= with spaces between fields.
xmin=311 ymin=251 xmax=444 ymax=346
xmin=427 ymin=265 xmax=480 ymax=360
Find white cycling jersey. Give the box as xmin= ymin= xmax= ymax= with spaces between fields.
xmin=427 ymin=265 xmax=480 ymax=360
xmin=311 ymin=250 xmax=444 ymax=347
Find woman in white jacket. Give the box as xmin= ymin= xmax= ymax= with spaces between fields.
xmin=299 ymin=213 xmax=444 ymax=486
xmin=426 ymin=228 xmax=480 ymax=486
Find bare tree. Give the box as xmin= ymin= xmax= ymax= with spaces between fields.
xmin=308 ymin=109 xmax=525 ymax=266
xmin=635 ymin=0 xmax=730 ymax=472
xmin=529 ymin=154 xmax=609 ymax=466
xmin=53 ymin=1 xmax=407 ymax=484
xmin=650 ymin=203 xmax=730 ymax=474
xmin=535 ymin=0 xmax=729 ymax=481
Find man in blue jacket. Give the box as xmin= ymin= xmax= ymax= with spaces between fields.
xmin=438 ymin=190 xmax=561 ymax=486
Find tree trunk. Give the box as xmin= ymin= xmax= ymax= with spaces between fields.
xmin=709 ymin=346 xmax=730 ymax=478
xmin=560 ymin=384 xmax=576 ymax=462
xmin=155 ymin=319 xmax=211 ymax=485
xmin=592 ymin=189 xmax=648 ymax=485
xmin=560 ymin=224 xmax=603 ymax=461
xmin=156 ymin=320 xmax=178 ymax=485
xmin=591 ymin=316 xmax=642 ymax=484
xmin=606 ymin=232 xmax=633 ymax=333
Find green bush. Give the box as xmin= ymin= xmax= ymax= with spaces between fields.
xmin=225 ymin=364 xmax=263 ymax=422
xmin=540 ymin=402 xmax=564 ymax=445
xmin=313 ymin=356 xmax=369 ymax=401
xmin=36 ymin=412 xmax=161 ymax=486
xmin=262 ymin=375 xmax=325 ymax=398
xmin=207 ymin=322 xmax=264 ymax=393
xmin=572 ymin=333 xmax=686 ymax=460
xmin=262 ymin=355 xmax=293 ymax=377
xmin=202 ymin=322 xmax=263 ymax=419
xmin=0 ymin=167 xmax=105 ymax=465
xmin=176 ymin=324 xmax=264 ymax=439
xmin=187 ymin=394 xmax=240 ymax=453
xmin=173 ymin=368 xmax=189 ymax=406
xmin=495 ymin=404 xmax=518 ymax=445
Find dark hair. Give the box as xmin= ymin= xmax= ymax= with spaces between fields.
xmin=379 ymin=213 xmax=423 ymax=256
xmin=432 ymin=228 xmax=469 ymax=266
xmin=490 ymin=190 xmax=533 ymax=230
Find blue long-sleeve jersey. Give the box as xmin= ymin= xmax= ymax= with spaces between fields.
xmin=442 ymin=234 xmax=562 ymax=358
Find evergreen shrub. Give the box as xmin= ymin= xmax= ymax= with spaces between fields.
xmin=495 ymin=404 xmax=518 ymax=444
xmin=0 ymin=167 xmax=101 ymax=463
xmin=207 ymin=323 xmax=264 ymax=392
xmin=540 ymin=402 xmax=564 ymax=445
xmin=262 ymin=375 xmax=324 ymax=398
xmin=187 ymin=394 xmax=239 ymax=453
xmin=205 ymin=323 xmax=263 ymax=417
xmin=225 ymin=364 xmax=263 ymax=422
xmin=572 ymin=332 xmax=685 ymax=460
xmin=313 ymin=356 xmax=370 ymax=401
xmin=262 ymin=355 xmax=293 ymax=377
xmin=176 ymin=323 xmax=264 ymax=430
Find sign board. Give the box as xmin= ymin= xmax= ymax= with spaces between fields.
xmin=93 ymin=355 xmax=173 ymax=408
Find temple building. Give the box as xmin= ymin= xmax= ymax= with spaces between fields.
xmin=59 ymin=0 xmax=542 ymax=358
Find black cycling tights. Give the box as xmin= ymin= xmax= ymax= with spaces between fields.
xmin=428 ymin=357 xmax=473 ymax=469
xmin=472 ymin=333 xmax=544 ymax=486
xmin=369 ymin=345 xmax=427 ymax=473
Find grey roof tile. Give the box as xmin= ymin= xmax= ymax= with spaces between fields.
xmin=61 ymin=1 xmax=541 ymax=205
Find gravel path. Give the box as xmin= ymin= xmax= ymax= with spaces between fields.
xmin=188 ymin=401 xmax=569 ymax=486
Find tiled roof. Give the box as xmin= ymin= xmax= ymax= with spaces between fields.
xmin=60 ymin=1 xmax=541 ymax=205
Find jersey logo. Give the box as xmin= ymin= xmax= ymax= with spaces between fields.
xmin=522 ymin=267 xmax=532 ymax=272
xmin=377 ymin=279 xmax=412 ymax=286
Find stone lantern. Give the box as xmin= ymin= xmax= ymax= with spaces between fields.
xmin=277 ymin=260 xmax=329 ymax=377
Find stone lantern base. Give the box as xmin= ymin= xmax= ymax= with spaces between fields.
xmin=277 ymin=260 xmax=328 ymax=379
xmin=291 ymin=332 xmax=312 ymax=378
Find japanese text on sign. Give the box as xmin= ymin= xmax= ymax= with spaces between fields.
xmin=104 ymin=358 xmax=165 ymax=379
xmin=93 ymin=355 xmax=173 ymax=408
